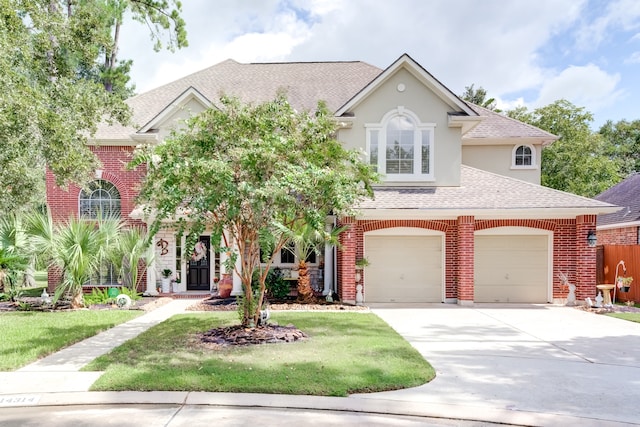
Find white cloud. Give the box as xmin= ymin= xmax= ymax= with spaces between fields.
xmin=625 ymin=51 xmax=640 ymax=63
xmin=575 ymin=0 xmax=640 ymax=50
xmin=533 ymin=64 xmax=623 ymax=111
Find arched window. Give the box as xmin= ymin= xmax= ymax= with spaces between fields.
xmin=79 ymin=180 xmax=121 ymax=218
xmin=366 ymin=107 xmax=435 ymax=181
xmin=512 ymin=145 xmax=535 ymax=168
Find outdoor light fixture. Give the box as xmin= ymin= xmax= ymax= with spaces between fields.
xmin=587 ymin=230 xmax=597 ymax=247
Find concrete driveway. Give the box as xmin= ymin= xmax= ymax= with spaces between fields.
xmin=354 ymin=304 xmax=640 ymax=425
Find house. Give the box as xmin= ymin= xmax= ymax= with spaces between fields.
xmin=46 ymin=54 xmax=619 ymax=304
xmin=594 ymin=173 xmax=640 ymax=245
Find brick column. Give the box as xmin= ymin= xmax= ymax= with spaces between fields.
xmin=576 ymin=215 xmax=597 ymax=300
xmin=457 ymin=216 xmax=475 ymax=305
xmin=337 ymin=217 xmax=357 ymax=304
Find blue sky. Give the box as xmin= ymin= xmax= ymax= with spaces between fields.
xmin=119 ymin=0 xmax=640 ymax=129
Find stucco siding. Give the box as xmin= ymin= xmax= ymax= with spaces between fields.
xmin=462 ymin=144 xmax=541 ymax=184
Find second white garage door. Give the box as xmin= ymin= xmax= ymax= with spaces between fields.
xmin=365 ymin=235 xmax=443 ymax=303
xmin=474 ymin=234 xmax=549 ymax=303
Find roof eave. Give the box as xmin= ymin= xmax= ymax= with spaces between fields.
xmin=357 ymin=206 xmax=622 ymax=221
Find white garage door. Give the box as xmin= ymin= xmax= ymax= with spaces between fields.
xmin=365 ymin=235 xmax=442 ymax=303
xmin=474 ymin=235 xmax=549 ymax=303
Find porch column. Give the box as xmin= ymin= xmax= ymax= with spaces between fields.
xmin=576 ymin=215 xmax=597 ymax=301
xmin=145 ymin=239 xmax=158 ymax=295
xmin=457 ymin=215 xmax=475 ymax=305
xmin=337 ymin=217 xmax=356 ymax=303
xmin=323 ymin=216 xmax=336 ymax=296
xmin=231 ymin=248 xmax=243 ymax=296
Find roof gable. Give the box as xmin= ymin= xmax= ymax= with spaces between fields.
xmin=463 ymin=104 xmax=557 ymax=145
xmin=139 ymin=86 xmax=212 ymax=133
xmin=336 ymin=54 xmax=477 ymax=117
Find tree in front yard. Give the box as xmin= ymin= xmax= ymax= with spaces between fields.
xmin=132 ymin=95 xmax=377 ymax=327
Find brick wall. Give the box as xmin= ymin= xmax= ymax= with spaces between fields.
xmin=597 ymin=226 xmax=639 ymax=245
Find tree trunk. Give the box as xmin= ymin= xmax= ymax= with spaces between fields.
xmin=296 ymin=261 xmax=315 ymax=303
xmin=70 ymin=290 xmax=84 ymax=309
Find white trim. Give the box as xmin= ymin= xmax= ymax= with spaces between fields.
xmin=474 ymin=227 xmax=553 ymax=303
xmin=511 ymin=144 xmax=536 ymax=169
xmin=139 ymin=87 xmax=212 ymax=133
xmin=597 ymin=221 xmax=640 ymax=231
xmin=366 ymin=227 xmax=444 ymax=236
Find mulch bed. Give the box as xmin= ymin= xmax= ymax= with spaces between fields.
xmin=0 ymin=296 xmax=172 ymax=312
xmin=195 ymin=324 xmax=307 ymax=349
xmin=186 ymin=296 xmax=369 ymax=312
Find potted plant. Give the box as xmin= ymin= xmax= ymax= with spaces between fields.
xmin=161 ymin=269 xmax=172 ymax=293
xmin=617 ymin=276 xmax=633 ymax=293
xmin=355 ymin=258 xmax=369 ymax=283
xmin=355 ymin=258 xmax=370 ymax=269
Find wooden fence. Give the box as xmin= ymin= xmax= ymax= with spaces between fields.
xmin=597 ymin=245 xmax=640 ymax=303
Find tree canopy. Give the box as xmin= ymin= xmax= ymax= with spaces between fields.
xmin=0 ymin=0 xmax=186 ymax=215
xmin=599 ymin=119 xmax=640 ymax=178
xmin=132 ymin=95 xmax=378 ymax=327
xmin=460 ymin=84 xmax=501 ymax=112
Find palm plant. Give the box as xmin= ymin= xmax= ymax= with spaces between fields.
xmin=24 ymin=212 xmax=123 ymax=308
xmin=279 ymin=221 xmax=344 ymax=303
xmin=0 ymin=215 xmax=31 ymax=298
xmin=110 ymin=226 xmax=154 ymax=291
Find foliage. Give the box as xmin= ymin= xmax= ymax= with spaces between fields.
xmin=0 ymin=0 xmax=187 ymax=214
xmin=85 ymin=312 xmax=435 ymax=396
xmin=84 ymin=288 xmax=112 ymax=306
xmin=0 ymin=310 xmax=141 ymax=371
xmin=110 ymin=226 xmax=154 ymax=289
xmin=506 ymin=100 xmax=620 ymax=197
xmin=0 ymin=214 xmax=30 ymax=300
xmin=132 ymin=95 xmax=378 ymax=327
xmin=24 ymin=212 xmax=123 ymax=308
xmin=263 ymin=267 xmax=290 ymax=300
xmin=460 ymin=84 xmax=501 ymax=112
xmin=599 ymin=119 xmax=640 ymax=178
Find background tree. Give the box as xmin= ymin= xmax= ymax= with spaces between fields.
xmin=599 ymin=119 xmax=640 ymax=178
xmin=132 ymin=95 xmax=378 ymax=327
xmin=506 ymin=100 xmax=620 ymax=197
xmin=0 ymin=0 xmax=186 ymax=215
xmin=460 ymin=84 xmax=501 ymax=112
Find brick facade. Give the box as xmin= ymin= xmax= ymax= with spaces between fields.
xmin=597 ymin=226 xmax=639 ymax=245
xmin=337 ymin=216 xmax=598 ymax=304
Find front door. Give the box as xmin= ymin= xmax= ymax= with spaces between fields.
xmin=187 ymin=236 xmax=210 ymax=291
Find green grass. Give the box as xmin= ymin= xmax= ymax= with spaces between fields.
xmin=606 ymin=312 xmax=640 ymax=323
xmin=0 ymin=310 xmax=142 ymax=371
xmin=85 ymin=312 xmax=435 ymax=396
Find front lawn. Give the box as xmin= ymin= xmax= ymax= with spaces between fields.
xmin=85 ymin=312 xmax=435 ymax=396
xmin=606 ymin=312 xmax=640 ymax=323
xmin=1 ymin=310 xmax=142 ymax=371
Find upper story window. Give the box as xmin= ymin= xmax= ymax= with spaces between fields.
xmin=512 ymin=145 xmax=536 ymax=169
xmin=79 ymin=180 xmax=121 ymax=219
xmin=366 ymin=107 xmax=435 ymax=181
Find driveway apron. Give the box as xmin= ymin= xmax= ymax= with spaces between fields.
xmin=355 ymin=304 xmax=640 ymax=425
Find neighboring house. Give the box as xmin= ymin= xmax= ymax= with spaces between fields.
xmin=594 ymin=173 xmax=640 ymax=245
xmin=46 ymin=54 xmax=619 ymax=304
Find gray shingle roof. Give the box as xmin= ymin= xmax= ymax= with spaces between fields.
xmin=594 ymin=173 xmax=640 ymax=226
xmin=463 ymin=104 xmax=557 ymax=143
xmin=359 ymin=165 xmax=617 ymax=212
xmin=95 ymin=59 xmax=383 ymax=140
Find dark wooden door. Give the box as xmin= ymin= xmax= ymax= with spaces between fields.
xmin=187 ymin=236 xmax=210 ymax=291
